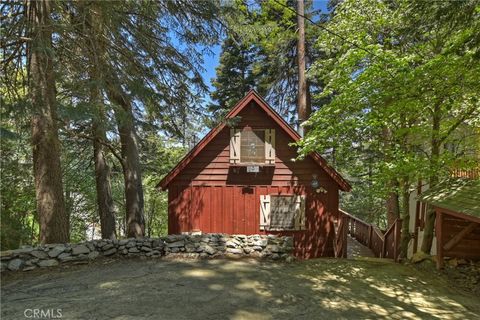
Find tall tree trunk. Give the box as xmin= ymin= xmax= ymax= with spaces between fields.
xmin=106 ymin=81 xmax=145 ymax=238
xmin=27 ymin=0 xmax=69 ymax=244
xmin=399 ymin=180 xmax=411 ymax=259
xmin=296 ymin=0 xmax=311 ymax=136
xmin=421 ymin=104 xmax=441 ymax=253
xmin=86 ymin=3 xmax=117 ymax=240
xmin=382 ymin=125 xmax=400 ymax=227
xmin=92 ymin=105 xmax=117 ymax=239
xmin=386 ymin=181 xmax=400 ymax=226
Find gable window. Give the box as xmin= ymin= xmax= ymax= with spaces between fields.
xmin=260 ymin=194 xmax=305 ymax=231
xmin=240 ymin=129 xmax=265 ymax=163
xmin=230 ymin=128 xmax=275 ymax=165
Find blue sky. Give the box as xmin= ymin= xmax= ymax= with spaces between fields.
xmin=200 ymin=1 xmax=331 ymax=93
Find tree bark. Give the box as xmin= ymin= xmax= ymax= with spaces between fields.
xmin=27 ymin=0 xmax=69 ymax=244
xmin=399 ymin=180 xmax=411 ymax=259
xmin=92 ymin=105 xmax=117 ymax=239
xmin=106 ymin=81 xmax=145 ymax=238
xmin=421 ymin=104 xmax=441 ymax=253
xmin=85 ymin=2 xmax=117 ymax=240
xmin=386 ymin=181 xmax=400 ymax=226
xmin=296 ymin=0 xmax=311 ymax=136
xmin=382 ymin=125 xmax=400 ymax=227
xmin=93 ymin=141 xmax=116 ymax=239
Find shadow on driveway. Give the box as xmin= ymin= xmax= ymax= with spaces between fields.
xmin=1 ymin=257 xmax=479 ymax=319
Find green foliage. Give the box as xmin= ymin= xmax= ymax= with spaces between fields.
xmin=207 ymin=36 xmax=260 ymax=126
xmin=1 ymin=0 xmax=479 ymax=248
xmin=0 ymin=136 xmax=38 ymax=249
xmin=298 ymin=0 xmax=480 ymax=223
xmin=1 ymin=0 xmax=219 ymax=247
xmin=213 ymin=0 xmax=326 ymax=124
xmin=0 ymin=93 xmax=37 ymax=249
xmin=141 ymin=131 xmax=187 ymax=237
xmin=144 ymin=177 xmax=168 ymax=238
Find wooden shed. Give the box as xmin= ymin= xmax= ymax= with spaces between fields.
xmin=418 ymin=179 xmax=480 ymax=269
xmin=158 ymin=91 xmax=351 ymax=259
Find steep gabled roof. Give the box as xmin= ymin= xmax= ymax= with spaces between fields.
xmin=157 ymin=90 xmax=351 ymax=191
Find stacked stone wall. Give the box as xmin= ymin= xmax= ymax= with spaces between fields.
xmin=1 ymin=234 xmax=293 ymax=272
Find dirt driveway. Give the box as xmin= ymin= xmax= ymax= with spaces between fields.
xmin=1 ymin=257 xmax=479 ymax=320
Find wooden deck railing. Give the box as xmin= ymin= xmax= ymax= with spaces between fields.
xmin=338 ymin=210 xmax=402 ymax=262
xmin=334 ymin=213 xmax=348 ymax=258
xmin=450 ymin=167 xmax=479 ymax=179
xmin=370 ymin=226 xmax=384 ymax=258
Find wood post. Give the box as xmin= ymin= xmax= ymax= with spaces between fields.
xmin=413 ymin=182 xmax=422 ymax=254
xmin=334 ymin=213 xmax=348 ymax=258
xmin=393 ymin=219 xmax=402 ymax=262
xmin=368 ymin=225 xmax=372 ymax=248
xmin=334 ymin=217 xmax=339 ymax=258
xmin=436 ymin=210 xmax=444 ymax=269
xmin=381 ymin=237 xmax=385 ymax=258
xmin=343 ymin=217 xmax=348 ymax=258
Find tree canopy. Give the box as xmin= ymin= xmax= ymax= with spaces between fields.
xmin=1 ymin=0 xmax=478 ymax=256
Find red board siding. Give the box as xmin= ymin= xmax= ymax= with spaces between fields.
xmin=167 ymin=102 xmax=340 ymax=259
xmin=168 ymin=185 xmax=338 ymax=259
xmin=171 ymin=105 xmax=334 ymax=187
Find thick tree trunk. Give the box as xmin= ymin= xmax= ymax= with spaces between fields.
xmin=296 ymin=0 xmax=311 ymax=136
xmin=399 ymin=181 xmax=411 ymax=259
xmin=421 ymin=105 xmax=441 ymax=253
xmin=106 ymin=82 xmax=145 ymax=238
xmin=382 ymin=124 xmax=400 ymax=227
xmin=27 ymin=0 xmax=69 ymax=244
xmin=92 ymin=105 xmax=117 ymax=239
xmin=386 ymin=181 xmax=400 ymax=226
xmin=84 ymin=3 xmax=117 ymax=240
xmin=421 ymin=189 xmax=438 ymax=254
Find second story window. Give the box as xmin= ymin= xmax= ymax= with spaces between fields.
xmin=230 ymin=128 xmax=275 ymax=165
xmin=240 ymin=129 xmax=265 ymax=163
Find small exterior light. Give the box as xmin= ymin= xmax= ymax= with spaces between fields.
xmin=311 ymin=174 xmax=328 ymax=193
xmin=311 ymin=174 xmax=319 ymax=189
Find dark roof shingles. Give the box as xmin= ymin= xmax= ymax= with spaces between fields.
xmin=419 ymin=179 xmax=480 ymax=217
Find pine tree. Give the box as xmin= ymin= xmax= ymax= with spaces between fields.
xmin=216 ymin=0 xmax=322 ymax=125
xmin=296 ymin=0 xmax=311 ymax=135
xmin=64 ymin=0 xmax=221 ymax=238
xmin=84 ymin=2 xmax=117 ymax=240
xmin=27 ymin=0 xmax=69 ymax=243
xmin=208 ymin=36 xmax=259 ymax=125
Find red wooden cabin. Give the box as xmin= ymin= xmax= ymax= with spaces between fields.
xmin=158 ymin=91 xmax=351 ymax=259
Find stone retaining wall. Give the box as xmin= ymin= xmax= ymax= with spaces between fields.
xmin=0 ymin=234 xmax=293 ymax=272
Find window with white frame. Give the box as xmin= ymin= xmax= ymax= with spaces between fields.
xmin=259 ymin=195 xmax=305 ymax=231
xmin=240 ymin=129 xmax=265 ymax=163
xmin=230 ymin=128 xmax=275 ymax=165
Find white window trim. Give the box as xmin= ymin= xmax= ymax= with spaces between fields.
xmin=260 ymin=194 xmax=306 ymax=231
xmin=230 ymin=128 xmax=275 ymax=165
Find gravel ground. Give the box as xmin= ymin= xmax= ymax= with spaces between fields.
xmin=1 ymin=257 xmax=479 ymax=320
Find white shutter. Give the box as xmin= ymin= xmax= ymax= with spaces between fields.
xmin=294 ymin=195 xmax=306 ymax=230
xmin=260 ymin=195 xmax=271 ymax=230
xmin=230 ymin=128 xmax=241 ymax=164
xmin=265 ymin=129 xmax=275 ymax=164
